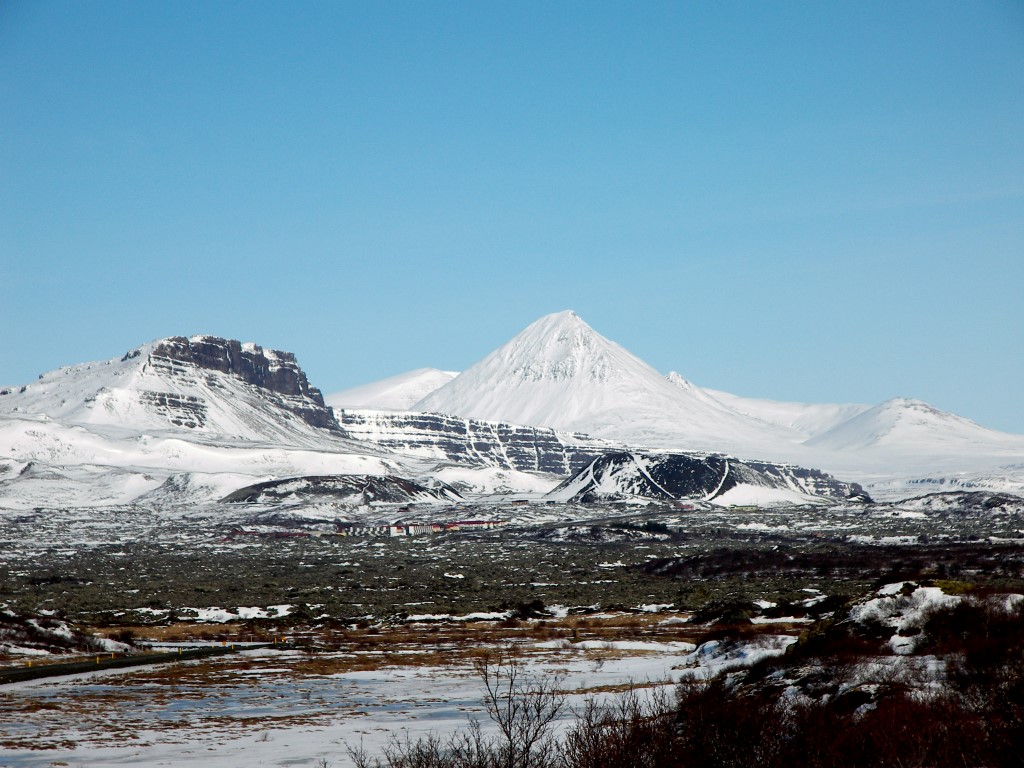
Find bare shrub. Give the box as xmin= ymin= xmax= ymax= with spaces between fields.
xmin=561 ymin=686 xmax=676 ymax=768
xmin=473 ymin=647 xmax=565 ymax=768
xmin=347 ymin=647 xmax=565 ymax=768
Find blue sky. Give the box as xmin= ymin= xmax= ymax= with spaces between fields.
xmin=2 ymin=1 xmax=1023 ymax=432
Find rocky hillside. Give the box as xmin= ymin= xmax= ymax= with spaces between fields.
xmin=0 ymin=335 xmax=340 ymax=441
xmin=547 ymin=451 xmax=868 ymax=504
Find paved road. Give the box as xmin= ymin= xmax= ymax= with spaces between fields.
xmin=0 ymin=643 xmax=277 ymax=685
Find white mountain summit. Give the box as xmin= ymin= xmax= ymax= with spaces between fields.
xmin=414 ymin=310 xmax=797 ymax=457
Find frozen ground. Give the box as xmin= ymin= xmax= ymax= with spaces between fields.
xmin=0 ymin=630 xmax=793 ymax=768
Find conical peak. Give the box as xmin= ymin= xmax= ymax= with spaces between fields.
xmin=513 ymin=311 xmax=604 ymax=351
xmin=522 ymin=310 xmax=587 ymax=336
xmin=494 ymin=311 xmax=637 ymax=384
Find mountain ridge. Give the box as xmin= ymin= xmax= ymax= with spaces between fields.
xmin=3 ymin=318 xmax=1023 ymax=506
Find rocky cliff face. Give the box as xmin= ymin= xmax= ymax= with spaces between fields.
xmin=148 ymin=336 xmax=325 ymax=401
xmin=547 ymin=451 xmax=868 ymax=504
xmin=143 ymin=336 xmax=338 ymax=432
xmin=334 ymin=409 xmax=607 ymax=474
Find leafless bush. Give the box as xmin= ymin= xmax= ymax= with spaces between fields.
xmin=472 ymin=647 xmax=565 ymax=768
xmin=347 ymin=647 xmax=565 ymax=768
xmin=561 ymin=686 xmax=676 ymax=768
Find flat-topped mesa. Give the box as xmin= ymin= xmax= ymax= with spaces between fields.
xmin=147 ymin=336 xmax=327 ymax=405
xmin=131 ymin=335 xmax=338 ymax=433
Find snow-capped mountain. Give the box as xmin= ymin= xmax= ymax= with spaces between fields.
xmin=799 ymin=397 xmax=1024 ymax=493
xmin=0 ymin=336 xmax=423 ymax=508
xmin=326 ymin=368 xmax=458 ymax=411
xmin=0 ymin=336 xmax=339 ymax=444
xmin=806 ymin=397 xmax=1024 ymax=455
xmin=411 ymin=310 xmax=1024 ymax=495
xmin=414 ymin=311 xmax=797 ymax=458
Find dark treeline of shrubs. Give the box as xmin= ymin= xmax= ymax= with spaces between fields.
xmin=351 ymin=594 xmax=1024 ymax=768
xmin=643 ymin=541 xmax=1024 ymax=583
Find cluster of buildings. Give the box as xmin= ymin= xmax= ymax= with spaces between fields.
xmin=336 ymin=519 xmax=507 ymax=537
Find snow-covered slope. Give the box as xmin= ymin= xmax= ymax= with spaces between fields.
xmin=796 ymin=397 xmax=1024 ymax=489
xmin=0 ymin=336 xmax=339 ymax=445
xmin=326 ymin=368 xmax=457 ymax=411
xmin=0 ymin=337 xmax=435 ymax=508
xmin=699 ymin=383 xmax=871 ymax=441
xmin=807 ymin=398 xmax=1024 ymax=456
xmin=415 ymin=311 xmax=796 ymax=458
xmin=0 ymin=411 xmax=408 ymax=508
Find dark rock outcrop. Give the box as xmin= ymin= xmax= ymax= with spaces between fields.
xmin=548 ymin=451 xmax=868 ymax=504
xmin=221 ymin=474 xmax=463 ymax=505
xmin=143 ymin=336 xmax=338 ymax=432
xmin=149 ymin=336 xmax=326 ymax=402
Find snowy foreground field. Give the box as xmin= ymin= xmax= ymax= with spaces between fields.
xmin=0 ymin=624 xmax=790 ymax=768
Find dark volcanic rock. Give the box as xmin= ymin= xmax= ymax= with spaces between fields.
xmin=149 ymin=337 xmax=325 ymax=403
xmin=334 ymin=409 xmax=607 ymax=474
xmin=894 ymin=490 xmax=1024 ymax=514
xmin=221 ymin=474 xmax=463 ymax=505
xmin=548 ymin=451 xmax=867 ymax=504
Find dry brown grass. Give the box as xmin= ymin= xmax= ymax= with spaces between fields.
xmin=11 ymin=699 xmax=63 ymax=713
